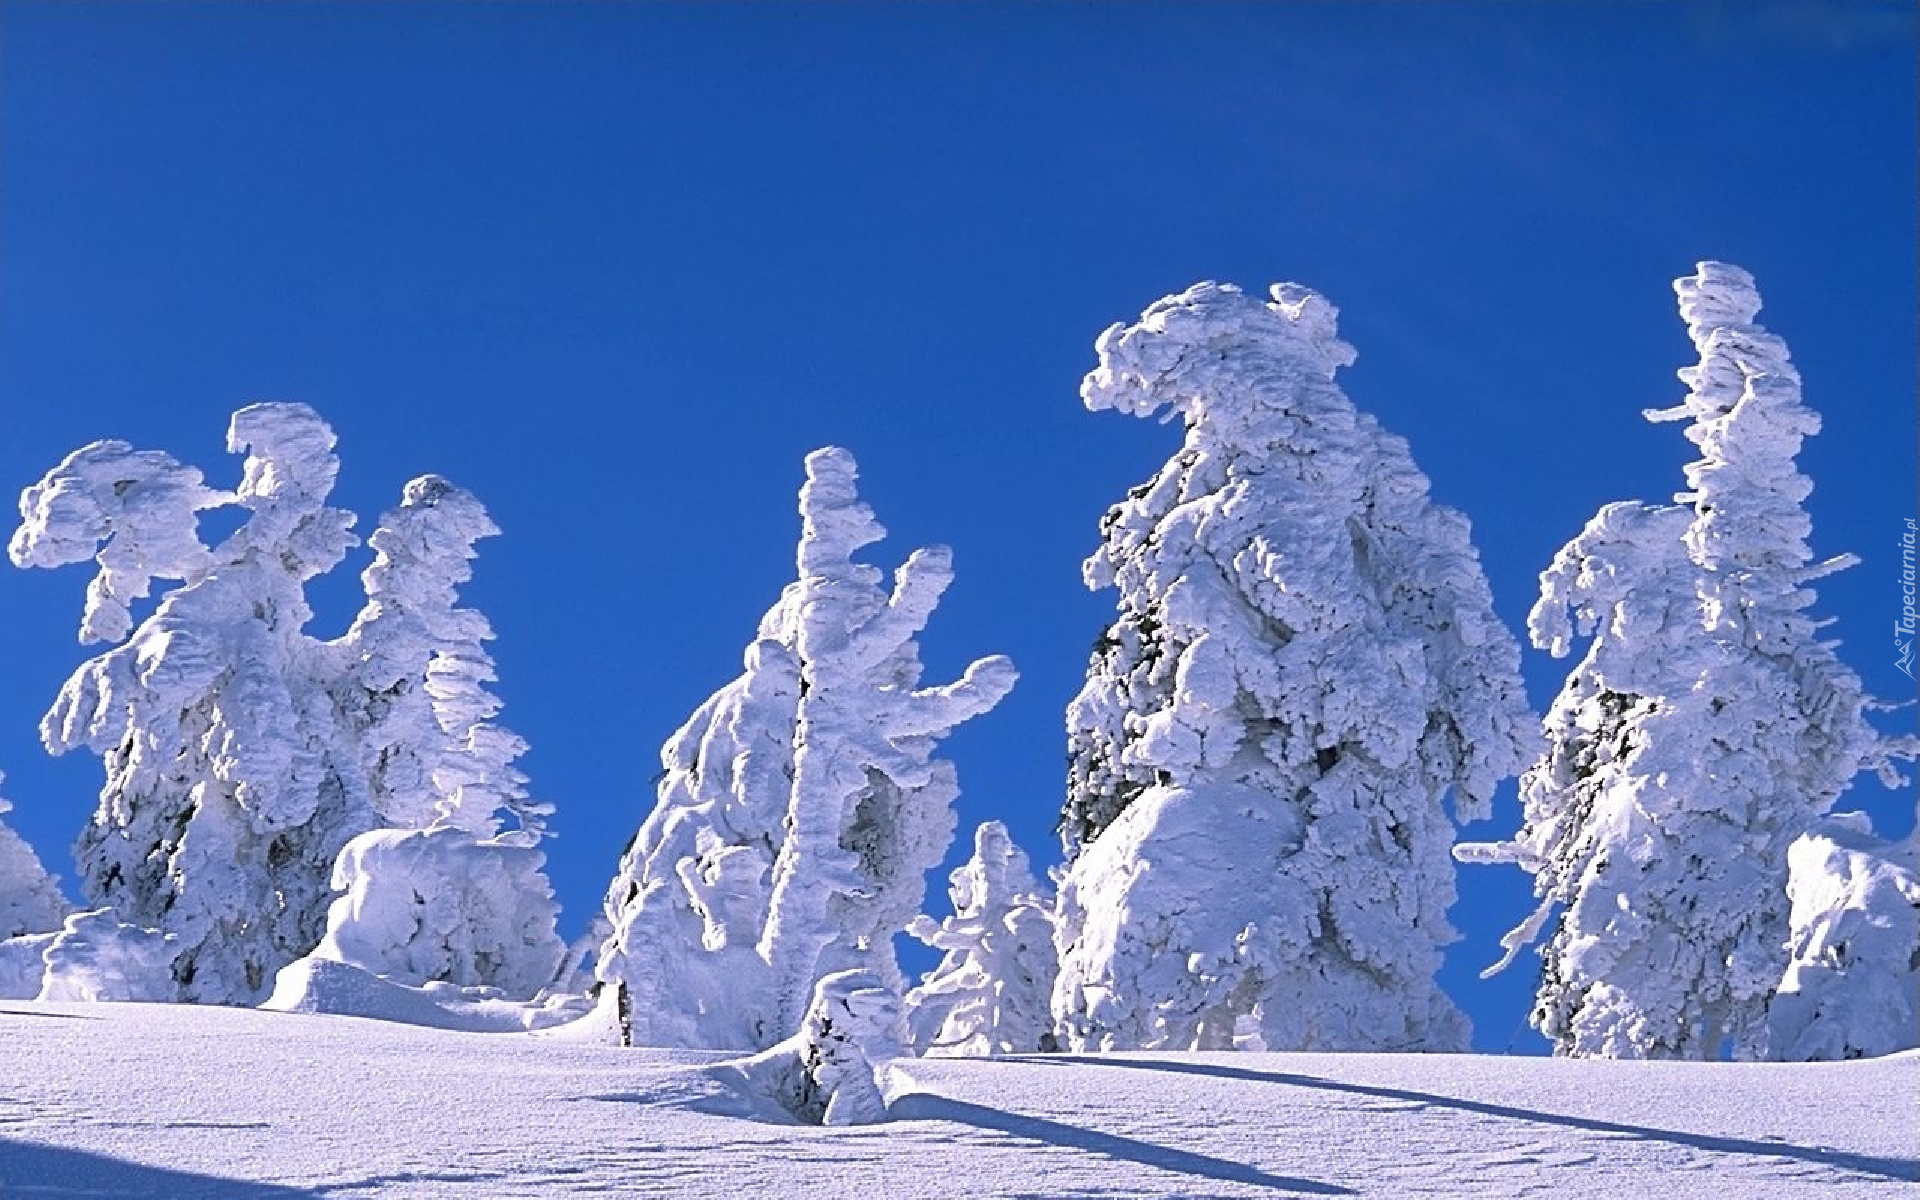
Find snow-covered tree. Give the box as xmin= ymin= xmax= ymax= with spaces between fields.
xmin=1767 ymin=810 xmax=1919 ymax=1061
xmin=1054 ymin=281 xmax=1533 ymax=1052
xmin=0 ymin=774 xmax=68 ymax=939
xmin=758 ymin=447 xmax=1018 ymax=1037
xmin=1460 ymin=263 xmax=1913 ymax=1060
xmin=904 ymin=820 xmax=1057 ymax=1056
xmin=12 ymin=404 xmax=377 ymax=1004
xmin=598 ymin=447 xmax=1015 ymax=1049
xmin=331 ymin=474 xmax=551 ymax=839
xmin=293 ymin=476 xmax=564 ymax=998
xmin=595 ymin=608 xmax=800 ymax=1048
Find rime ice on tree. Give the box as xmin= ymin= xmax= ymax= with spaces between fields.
xmin=12 ymin=405 xmax=376 ymax=1004
xmin=1055 ymin=281 xmax=1532 ymax=1052
xmin=295 ymin=476 xmax=563 ymax=999
xmin=1460 ymin=263 xmax=1914 ymax=1060
xmin=904 ymin=820 xmax=1058 ymax=1057
xmin=598 ymin=447 xmax=1014 ymax=1049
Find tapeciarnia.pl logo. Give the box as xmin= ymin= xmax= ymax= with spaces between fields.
xmin=1898 ymin=518 xmax=1916 ymax=679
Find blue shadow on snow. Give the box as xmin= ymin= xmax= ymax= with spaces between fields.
xmin=0 ymin=1138 xmax=329 ymax=1198
xmin=1011 ymin=1056 xmax=1920 ymax=1186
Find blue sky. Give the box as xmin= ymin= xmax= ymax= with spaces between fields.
xmin=1 ymin=2 xmax=1913 ymax=1052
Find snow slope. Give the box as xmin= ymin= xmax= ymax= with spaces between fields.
xmin=1 ymin=1001 xmax=1913 ymax=1198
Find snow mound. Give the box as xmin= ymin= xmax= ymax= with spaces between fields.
xmin=263 ymin=956 xmax=590 ymax=1033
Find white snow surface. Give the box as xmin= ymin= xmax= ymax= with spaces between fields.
xmin=1 ymin=1000 xmax=1913 ymax=1198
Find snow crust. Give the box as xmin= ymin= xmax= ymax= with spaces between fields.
xmin=2 ymin=1001 xmax=1914 ymax=1198
xmin=1060 ymin=281 xmax=1533 ymax=1051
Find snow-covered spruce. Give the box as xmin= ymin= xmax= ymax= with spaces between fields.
xmin=287 ymin=476 xmax=565 ymax=1001
xmin=904 ymin=821 xmax=1058 ymax=1056
xmin=1459 ymin=263 xmax=1914 ymax=1060
xmin=723 ymin=968 xmax=903 ymax=1126
xmin=0 ymin=773 xmax=68 ymax=940
xmin=594 ymin=607 xmax=800 ymax=1049
xmin=1055 ymin=281 xmax=1533 ymax=1052
xmin=598 ymin=448 xmax=1015 ymax=1050
xmin=1767 ymin=811 xmax=1919 ymax=1061
xmin=12 ymin=405 xmax=377 ymax=1004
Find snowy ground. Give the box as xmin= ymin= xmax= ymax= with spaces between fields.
xmin=2 ymin=1002 xmax=1914 ymax=1199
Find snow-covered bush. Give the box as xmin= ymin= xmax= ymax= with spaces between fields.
xmin=1767 ymin=812 xmax=1919 ymax=1061
xmin=1055 ymin=281 xmax=1532 ymax=1052
xmin=904 ymin=821 xmax=1057 ymax=1056
xmin=305 ymin=825 xmax=564 ymax=998
xmin=37 ymin=909 xmax=177 ymax=1003
xmin=13 ymin=405 xmax=377 ymax=1004
xmin=0 ymin=774 xmax=68 ymax=939
xmin=598 ymin=447 xmax=1014 ymax=1050
xmin=726 ymin=968 xmax=903 ymax=1126
xmin=1460 ymin=263 xmax=1913 ymax=1060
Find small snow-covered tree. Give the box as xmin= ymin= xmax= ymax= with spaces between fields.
xmin=0 ymin=774 xmax=68 ymax=939
xmin=12 ymin=404 xmax=377 ymax=1004
xmin=599 ymin=448 xmax=1014 ymax=1049
xmin=1767 ymin=810 xmax=1919 ymax=1061
xmin=904 ymin=820 xmax=1057 ymax=1056
xmin=1461 ymin=263 xmax=1913 ymax=1060
xmin=1054 ymin=281 xmax=1533 ymax=1052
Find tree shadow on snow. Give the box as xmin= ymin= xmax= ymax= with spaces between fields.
xmin=886 ymin=1093 xmax=1357 ymax=1196
xmin=1013 ymin=1057 xmax=1920 ymax=1186
xmin=0 ymin=1138 xmax=330 ymax=1198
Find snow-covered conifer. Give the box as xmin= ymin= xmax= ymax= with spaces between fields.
xmin=758 ymin=448 xmax=1018 ymax=1037
xmin=1461 ymin=263 xmax=1913 ymax=1059
xmin=1767 ymin=811 xmax=1919 ymax=1060
xmin=904 ymin=821 xmax=1058 ymax=1056
xmin=1054 ymin=281 xmax=1532 ymax=1052
xmin=599 ymin=448 xmax=1014 ymax=1049
xmin=296 ymin=475 xmax=564 ymax=998
xmin=13 ymin=404 xmax=377 ymax=1003
xmin=0 ymin=774 xmax=68 ymax=939
xmin=595 ymin=612 xmax=800 ymax=1048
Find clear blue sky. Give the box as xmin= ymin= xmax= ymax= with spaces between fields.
xmin=2 ymin=2 xmax=1913 ymax=1052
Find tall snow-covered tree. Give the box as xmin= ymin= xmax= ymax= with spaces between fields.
xmin=598 ymin=447 xmax=1015 ymax=1049
xmin=1054 ymin=281 xmax=1533 ymax=1052
xmin=329 ymin=474 xmax=550 ymax=839
xmin=758 ymin=448 xmax=1018 ymax=1038
xmin=0 ymin=774 xmax=69 ymax=939
xmin=12 ymin=404 xmax=377 ymax=1004
xmin=1460 ymin=263 xmax=1913 ymax=1060
xmin=296 ymin=475 xmax=565 ymax=999
xmin=904 ymin=820 xmax=1058 ymax=1057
